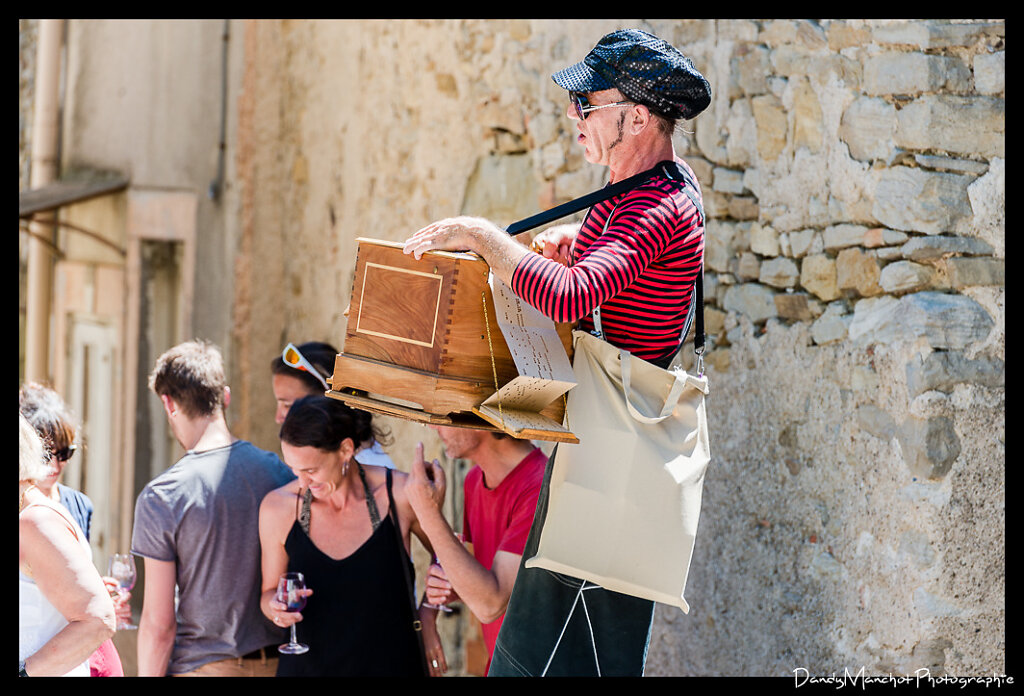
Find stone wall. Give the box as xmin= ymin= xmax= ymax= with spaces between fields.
xmin=639 ymin=19 xmax=1005 ymax=677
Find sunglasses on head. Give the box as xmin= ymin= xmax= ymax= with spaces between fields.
xmin=569 ymin=91 xmax=633 ymax=120
xmin=53 ymin=445 xmax=77 ymax=463
xmin=282 ymin=343 xmax=331 ymax=392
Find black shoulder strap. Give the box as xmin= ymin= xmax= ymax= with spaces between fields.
xmin=505 ymin=163 xmax=665 ymax=235
xmin=661 ymin=162 xmax=705 ymax=365
xmin=505 ymin=160 xmax=705 ymax=371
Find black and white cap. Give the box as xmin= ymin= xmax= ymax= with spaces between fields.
xmin=552 ymin=29 xmax=712 ymax=121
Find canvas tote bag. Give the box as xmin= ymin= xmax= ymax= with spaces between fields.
xmin=523 ymin=328 xmax=710 ymax=612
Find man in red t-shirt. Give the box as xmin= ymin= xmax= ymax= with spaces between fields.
xmin=406 ymin=428 xmax=545 ymax=674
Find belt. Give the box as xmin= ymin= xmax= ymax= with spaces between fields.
xmin=239 ymin=647 xmax=273 ymax=661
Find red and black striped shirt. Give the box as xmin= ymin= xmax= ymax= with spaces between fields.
xmin=511 ymin=159 xmax=705 ymax=363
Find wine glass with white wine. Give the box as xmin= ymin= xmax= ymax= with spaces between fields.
xmin=107 ymin=553 xmax=137 ymax=630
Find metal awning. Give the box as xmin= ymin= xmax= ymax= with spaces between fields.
xmin=19 ymin=175 xmax=130 ymax=218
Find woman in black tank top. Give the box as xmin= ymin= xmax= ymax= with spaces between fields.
xmin=257 ymin=396 xmax=444 ymax=677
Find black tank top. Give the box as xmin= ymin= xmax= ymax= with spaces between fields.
xmin=276 ymin=466 xmax=425 ymax=677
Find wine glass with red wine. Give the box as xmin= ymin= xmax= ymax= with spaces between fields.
xmin=276 ymin=572 xmax=309 ymax=655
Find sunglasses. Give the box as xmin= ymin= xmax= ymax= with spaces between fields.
xmin=282 ymin=343 xmax=331 ymax=392
xmin=570 ymin=91 xmax=633 ymax=120
xmin=53 ymin=445 xmax=77 ymax=463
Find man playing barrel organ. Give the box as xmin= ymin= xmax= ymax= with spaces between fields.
xmin=404 ymin=28 xmax=711 ymax=676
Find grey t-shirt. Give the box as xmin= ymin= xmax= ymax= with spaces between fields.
xmin=131 ymin=440 xmax=296 ymax=674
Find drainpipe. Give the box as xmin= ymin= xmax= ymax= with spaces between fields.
xmin=208 ymin=19 xmax=229 ymax=201
xmin=24 ymin=19 xmax=64 ymax=384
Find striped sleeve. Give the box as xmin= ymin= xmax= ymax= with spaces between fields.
xmin=511 ymin=185 xmax=683 ymax=324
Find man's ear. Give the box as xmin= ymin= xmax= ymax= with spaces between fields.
xmin=159 ymin=393 xmax=177 ymax=418
xmin=629 ymin=103 xmax=652 ymax=135
xmin=223 ymin=385 xmax=231 ymax=410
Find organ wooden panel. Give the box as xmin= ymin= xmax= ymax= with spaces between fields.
xmin=328 ymin=238 xmax=576 ymax=442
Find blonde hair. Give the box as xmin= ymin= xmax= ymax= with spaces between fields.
xmin=20 ymin=412 xmax=53 ymax=483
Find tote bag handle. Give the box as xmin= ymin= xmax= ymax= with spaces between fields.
xmin=618 ymin=347 xmax=688 ymax=425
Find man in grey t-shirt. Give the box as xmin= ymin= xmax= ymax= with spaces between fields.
xmin=132 ymin=340 xmax=295 ymax=676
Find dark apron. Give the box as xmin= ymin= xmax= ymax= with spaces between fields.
xmin=487 ymin=444 xmax=656 ymax=677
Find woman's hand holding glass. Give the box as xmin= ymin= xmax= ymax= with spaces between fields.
xmin=107 ymin=553 xmax=137 ymax=630
xmin=272 ymin=572 xmax=313 ymax=654
xmin=425 ymin=562 xmax=460 ymax=610
xmin=422 ymin=532 xmax=465 ymax=612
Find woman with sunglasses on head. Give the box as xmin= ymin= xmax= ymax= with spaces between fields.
xmin=258 ymin=395 xmax=445 ymax=676
xmin=20 ymin=413 xmax=116 ymax=677
xmin=20 ymin=382 xmax=128 ymax=677
xmin=270 ymin=341 xmax=395 ymax=468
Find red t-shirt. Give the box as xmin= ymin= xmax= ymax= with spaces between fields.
xmin=462 ymin=447 xmax=546 ymax=666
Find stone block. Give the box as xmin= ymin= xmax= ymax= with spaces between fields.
xmin=896 ymin=95 xmax=1004 ymax=159
xmin=871 ymin=19 xmax=1003 ymax=49
xmin=836 ymin=247 xmax=883 ymax=297
xmin=733 ymin=252 xmax=761 ymax=281
xmin=723 ymin=283 xmax=778 ymax=322
xmin=760 ymin=257 xmax=800 ymax=288
xmin=686 ymin=156 xmax=714 ymax=188
xmin=974 ymin=50 xmax=1005 ymax=95
xmin=897 ymin=415 xmax=961 ymax=480
xmin=864 ymin=52 xmax=971 ymax=95
xmin=728 ymin=196 xmax=759 ymax=220
xmin=751 ymin=94 xmax=787 ymax=162
xmin=839 ymin=97 xmax=898 ymax=161
xmin=900 ymin=235 xmax=994 ymax=261
xmin=712 ymin=167 xmax=747 ymax=194
xmin=774 ymin=292 xmax=819 ymax=321
xmin=875 ymin=246 xmax=905 ymax=262
xmin=526 ymin=111 xmax=562 ymax=149
xmin=705 ymin=348 xmax=730 ymax=372
xmin=791 ymin=77 xmax=823 ymax=153
xmin=788 ymin=229 xmax=819 ymax=258
xmin=705 ymin=307 xmax=727 ymax=336
xmin=800 ymin=254 xmax=839 ymax=301
xmin=879 ymin=260 xmax=939 ymax=294
xmin=733 ymin=45 xmax=770 ymax=96
xmin=967 ymin=158 xmax=1005 ymax=258
xmin=810 ymin=302 xmax=850 ymax=344
xmin=848 ymin=291 xmax=994 ymax=350
xmin=750 ymin=223 xmax=780 ymax=257
xmin=905 ymin=350 xmax=1004 ymax=397
xmin=872 ymin=166 xmax=975 ymax=235
xmin=863 ymin=227 xmax=908 ymax=248
xmin=824 ymin=224 xmax=870 ymax=251
xmin=704 ymin=220 xmax=737 ymax=273
xmin=944 ymin=257 xmax=1004 ymax=288
xmin=702 ymin=189 xmax=729 ymax=220
xmin=827 ymin=21 xmax=872 ymax=50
